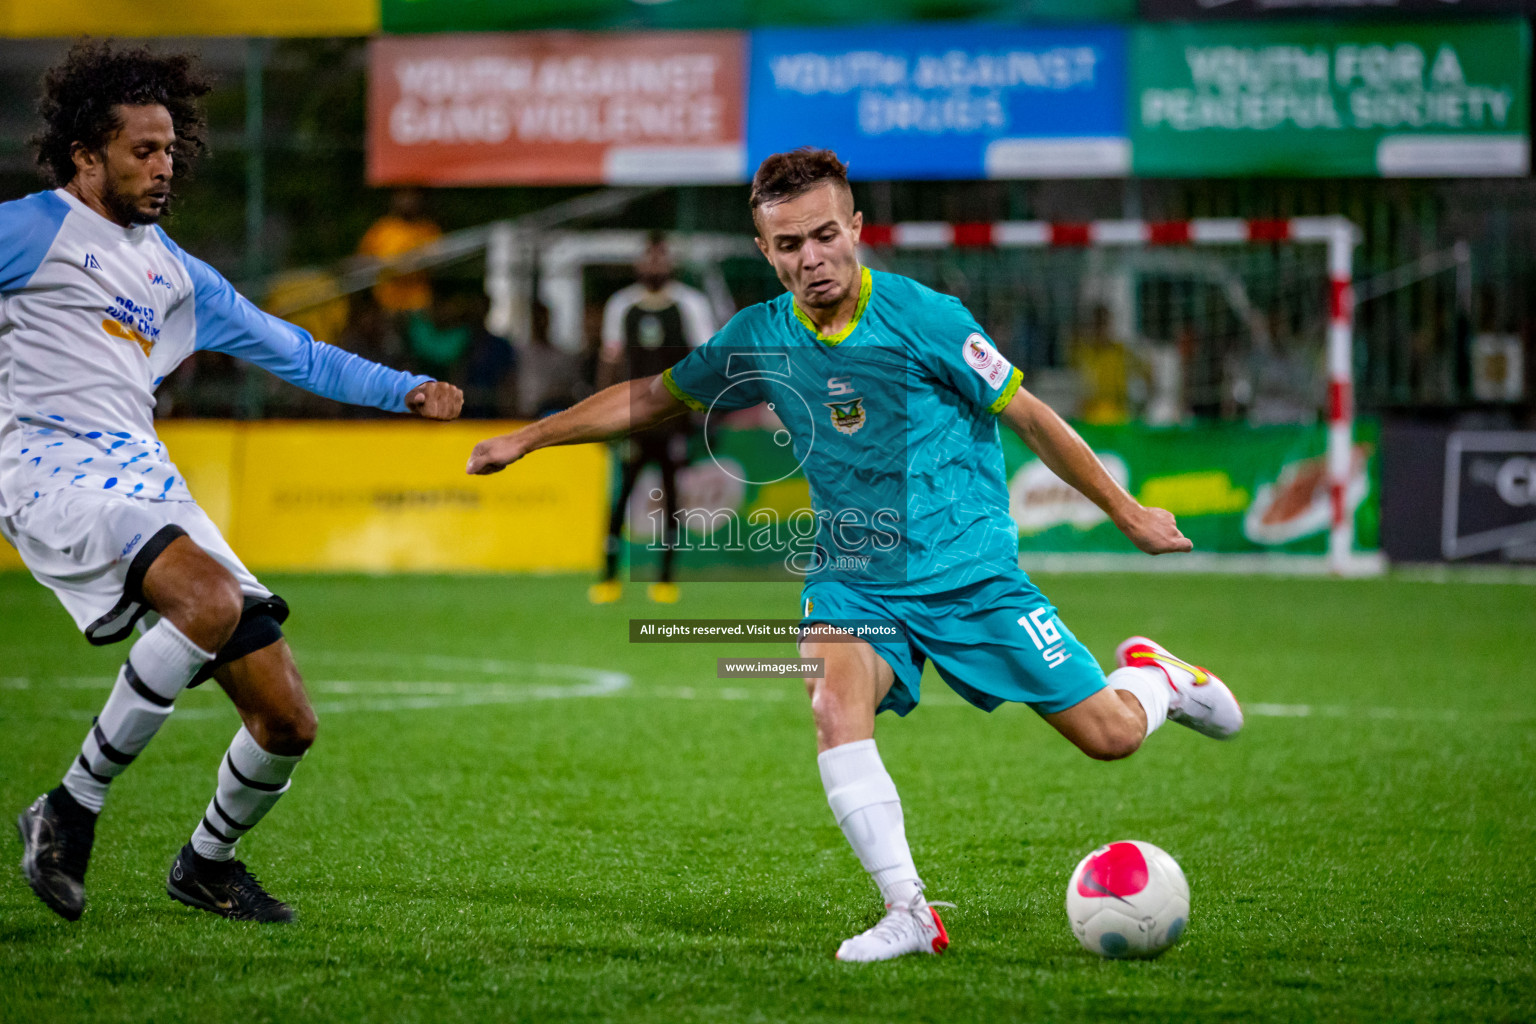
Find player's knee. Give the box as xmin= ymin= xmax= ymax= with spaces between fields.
xmin=172 ymin=568 xmax=244 ymax=650
xmin=256 ymin=702 xmax=318 ymax=756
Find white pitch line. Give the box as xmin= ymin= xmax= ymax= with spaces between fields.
xmin=1 ymin=652 xmax=634 ymax=720
xmin=0 ymin=660 xmax=1468 ymax=724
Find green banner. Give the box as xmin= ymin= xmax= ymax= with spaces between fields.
xmin=1001 ymin=420 xmax=1379 ymax=556
xmin=1130 ymin=20 xmax=1530 ymax=177
xmin=381 ymin=0 xmax=1134 ymax=34
xmin=617 ymin=420 xmax=1380 ymax=579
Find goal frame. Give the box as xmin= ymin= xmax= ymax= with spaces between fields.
xmin=859 ymin=216 xmax=1362 ymax=574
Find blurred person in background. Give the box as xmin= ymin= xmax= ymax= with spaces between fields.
xmin=589 ymin=232 xmax=715 ymax=605
xmin=1247 ymin=310 xmax=1320 ymax=426
xmin=456 ymin=289 xmax=519 ymax=419
xmin=1069 ymin=305 xmax=1139 ymax=426
xmin=356 ymin=187 xmax=441 ymax=320
xmin=2 ymin=41 xmax=463 ymax=926
xmin=403 ymin=284 xmax=477 ymax=381
xmin=514 ymin=301 xmax=582 ymax=419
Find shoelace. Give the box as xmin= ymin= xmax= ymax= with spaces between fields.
xmin=222 ymin=863 xmax=283 ymax=909
xmin=868 ymin=900 xmax=957 ymax=945
xmin=45 ymin=816 xmax=93 ymax=880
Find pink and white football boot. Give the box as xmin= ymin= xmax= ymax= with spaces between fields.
xmin=835 ymin=901 xmax=950 ymax=962
xmin=1115 ymin=636 xmax=1243 ymax=740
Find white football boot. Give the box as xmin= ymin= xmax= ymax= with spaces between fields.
xmin=1115 ymin=636 xmax=1243 ymax=740
xmin=835 ymin=900 xmax=950 ymax=962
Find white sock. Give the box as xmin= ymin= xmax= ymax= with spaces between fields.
xmin=818 ymin=739 xmax=925 ymax=909
xmin=62 ymin=620 xmax=214 ymax=814
xmin=1108 ymin=666 xmax=1173 ymax=737
xmin=190 ymin=726 xmax=303 ymax=861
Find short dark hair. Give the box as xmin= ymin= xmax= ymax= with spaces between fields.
xmin=749 ymin=147 xmax=852 ymax=223
xmin=32 ymin=39 xmax=213 ymax=187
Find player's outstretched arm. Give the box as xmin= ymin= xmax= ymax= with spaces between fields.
xmin=998 ymin=388 xmax=1191 ymax=555
xmin=466 ymin=373 xmax=684 ymax=475
xmin=159 ymin=233 xmax=463 ymax=418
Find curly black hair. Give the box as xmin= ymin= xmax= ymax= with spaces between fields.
xmin=32 ymin=39 xmax=213 ymax=187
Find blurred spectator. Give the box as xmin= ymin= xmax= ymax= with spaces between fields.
xmin=319 ymin=293 xmax=406 ymax=419
xmin=1141 ymin=339 xmax=1186 ymax=427
xmin=403 ymin=293 xmax=474 ymax=381
xmin=597 ymin=232 xmax=715 ymax=388
xmin=338 ymin=291 xmax=406 ymax=367
xmin=1247 ymin=311 xmax=1320 ymax=426
xmin=263 ymin=268 xmax=349 ymax=348
xmin=356 ymin=188 xmax=441 ymax=316
xmin=1069 ymin=306 xmax=1137 ymax=426
xmin=458 ymin=291 xmax=519 ymax=419
xmin=514 ymin=302 xmax=582 ymax=419
xmin=592 ymin=233 xmax=716 ymax=602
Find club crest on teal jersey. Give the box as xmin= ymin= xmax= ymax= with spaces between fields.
xmin=824 ymin=398 xmax=866 ymax=436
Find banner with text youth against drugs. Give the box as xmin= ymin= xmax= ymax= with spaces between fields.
xmin=747 ymin=25 xmax=1131 ymax=180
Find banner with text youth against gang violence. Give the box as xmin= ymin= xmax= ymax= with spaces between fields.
xmin=1130 ymin=19 xmax=1530 ymax=177
xmin=367 ymin=32 xmax=746 ymax=186
xmin=747 ymin=25 xmax=1131 ymax=180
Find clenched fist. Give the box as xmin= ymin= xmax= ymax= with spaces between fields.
xmin=1116 ymin=505 xmax=1193 ymax=555
xmin=406 ymin=381 xmax=463 ymax=421
xmin=466 ymin=434 xmax=525 ymax=475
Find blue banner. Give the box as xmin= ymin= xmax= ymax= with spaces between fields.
xmin=747 ymin=25 xmax=1130 ymax=181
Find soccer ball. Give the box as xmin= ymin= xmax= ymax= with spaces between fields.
xmin=1065 ymin=840 xmax=1190 ymax=959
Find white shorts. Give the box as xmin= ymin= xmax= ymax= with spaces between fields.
xmin=0 ymin=488 xmax=273 ymax=646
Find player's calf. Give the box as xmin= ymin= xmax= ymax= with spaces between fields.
xmin=1044 ymin=688 xmax=1148 ymax=762
xmin=246 ymin=701 xmax=318 ymax=757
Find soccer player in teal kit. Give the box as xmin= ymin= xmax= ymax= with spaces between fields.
xmin=468 ymin=149 xmax=1242 ymax=962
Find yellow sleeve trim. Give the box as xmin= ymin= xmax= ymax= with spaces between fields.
xmin=661 ymin=367 xmax=708 ymax=413
xmin=792 ymin=266 xmax=872 ymax=346
xmin=988 ymin=366 xmax=1024 ymax=415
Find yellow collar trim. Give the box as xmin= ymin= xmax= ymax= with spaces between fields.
xmin=792 ymin=266 xmax=871 ymax=346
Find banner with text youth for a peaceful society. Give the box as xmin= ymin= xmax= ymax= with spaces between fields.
xmin=1131 ymin=20 xmax=1530 ymax=177
xmin=367 ymin=32 xmax=746 ymax=186
xmin=747 ymin=25 xmax=1130 ymax=180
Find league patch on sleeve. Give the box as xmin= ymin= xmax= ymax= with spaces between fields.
xmin=962 ymin=333 xmax=1012 ymax=390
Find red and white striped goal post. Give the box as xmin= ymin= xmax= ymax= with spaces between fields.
xmin=859 ymin=216 xmax=1362 ymax=573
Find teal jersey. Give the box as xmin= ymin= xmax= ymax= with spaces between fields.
xmin=664 ymin=267 xmax=1025 ymax=595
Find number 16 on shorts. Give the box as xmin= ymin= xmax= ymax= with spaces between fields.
xmin=1019 ymin=608 xmax=1072 ymax=669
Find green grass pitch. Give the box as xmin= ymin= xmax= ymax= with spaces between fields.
xmin=2 ymin=570 xmax=1533 ymax=1023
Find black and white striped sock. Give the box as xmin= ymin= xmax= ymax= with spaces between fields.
xmin=61 ymin=620 xmax=214 ymax=814
xmin=190 ymin=726 xmax=303 ymax=861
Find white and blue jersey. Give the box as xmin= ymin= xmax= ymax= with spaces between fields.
xmin=0 ymin=188 xmax=431 ymax=518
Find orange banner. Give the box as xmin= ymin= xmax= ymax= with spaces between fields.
xmin=367 ymin=32 xmax=747 ymax=186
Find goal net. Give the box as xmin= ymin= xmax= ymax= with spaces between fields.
xmin=858 ymin=217 xmax=1367 ymax=574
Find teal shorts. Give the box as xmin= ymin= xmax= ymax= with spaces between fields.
xmin=799 ymin=569 xmax=1107 ymax=716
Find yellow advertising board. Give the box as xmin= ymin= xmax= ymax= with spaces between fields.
xmin=0 ymin=0 xmax=378 ymax=38
xmin=0 ymin=421 xmax=608 ymax=575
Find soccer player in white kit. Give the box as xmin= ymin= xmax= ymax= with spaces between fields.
xmin=4 ymin=42 xmax=463 ymax=922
